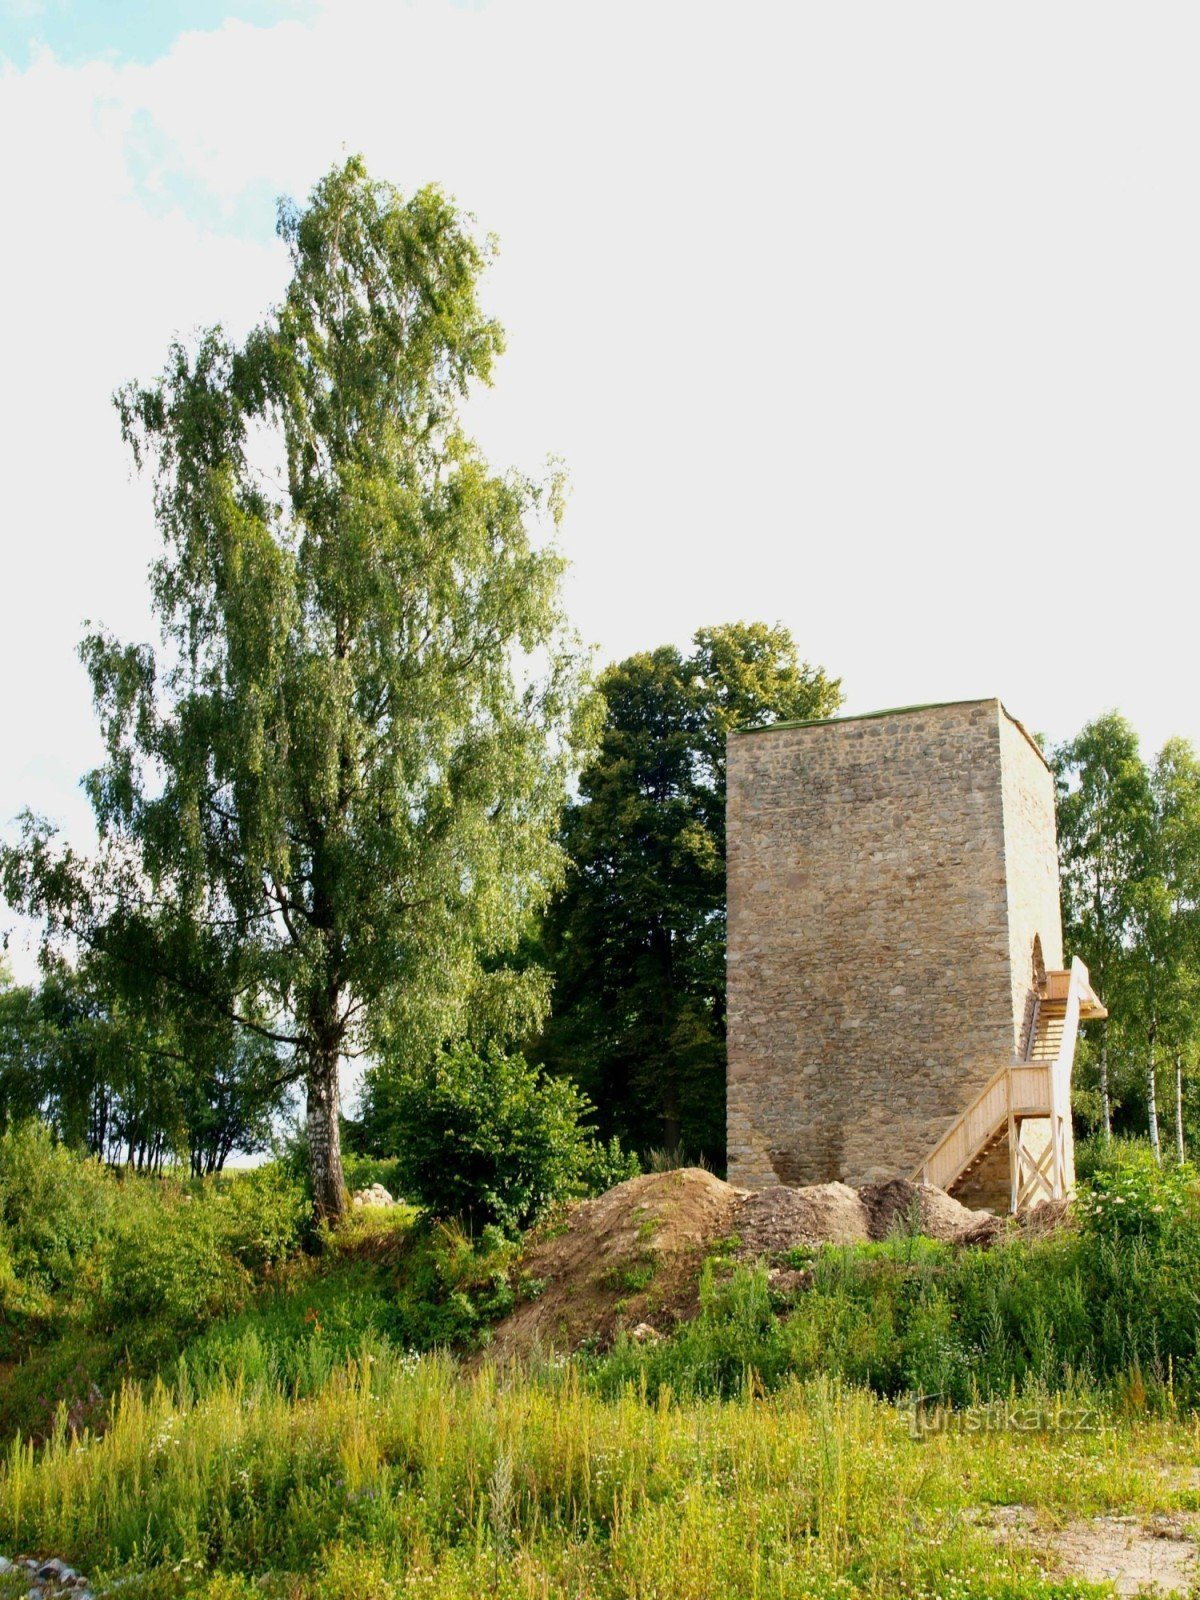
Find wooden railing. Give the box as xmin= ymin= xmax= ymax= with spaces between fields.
xmin=915 ymin=1066 xmax=1012 ymax=1192
xmin=914 ymin=957 xmax=1095 ymax=1206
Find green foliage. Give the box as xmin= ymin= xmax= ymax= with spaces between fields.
xmin=385 ymin=1044 xmax=595 ymax=1234
xmin=1076 ymin=1137 xmax=1195 ymax=1246
xmin=0 ymin=1347 xmax=1192 ymax=1600
xmin=0 ymin=1123 xmax=307 ymax=1377
xmin=0 ymin=955 xmax=291 ymax=1178
xmin=1 ymin=156 xmax=594 ymax=1219
xmin=94 ymin=1168 xmax=308 ymax=1348
xmin=0 ymin=962 xmax=45 ymax=1130
xmin=0 ymin=1121 xmax=113 ymax=1297
xmin=1055 ymin=714 xmax=1200 ymax=1154
xmin=385 ymin=1218 xmax=518 ymax=1349
xmin=217 ymin=1166 xmax=311 ymax=1272
xmin=95 ymin=1186 xmax=252 ymax=1346
xmin=186 ymin=1210 xmax=517 ymax=1384
xmin=538 ymin=622 xmax=841 ymax=1166
xmin=577 ymin=1134 xmax=641 ymax=1196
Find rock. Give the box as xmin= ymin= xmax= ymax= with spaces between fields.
xmin=629 ymin=1322 xmax=661 ymax=1343
xmin=0 ymin=1557 xmax=11 ymax=1575
xmin=351 ymin=1183 xmax=396 ymax=1209
xmin=39 ymin=1562 xmax=72 ymax=1582
xmin=767 ymin=1266 xmax=812 ymax=1294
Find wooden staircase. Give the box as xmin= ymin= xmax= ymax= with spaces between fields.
xmin=912 ymin=958 xmax=1106 ymax=1212
xmin=950 ymin=1123 xmax=1008 ymax=1194
xmin=1027 ymin=991 xmax=1067 ymax=1062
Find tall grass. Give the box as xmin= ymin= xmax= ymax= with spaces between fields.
xmin=1 ymin=1352 xmax=1198 ymax=1598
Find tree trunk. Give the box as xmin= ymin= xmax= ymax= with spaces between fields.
xmin=663 ymin=1087 xmax=682 ymax=1161
xmin=1176 ymin=1054 xmax=1186 ymax=1164
xmin=307 ymin=1047 xmax=347 ymax=1222
xmin=1099 ymin=1040 xmax=1112 ymax=1140
xmin=1147 ymin=1048 xmax=1161 ymax=1161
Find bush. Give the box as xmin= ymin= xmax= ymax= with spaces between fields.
xmin=94 ymin=1183 xmax=251 ymax=1345
xmin=215 ymin=1165 xmax=308 ymax=1272
xmin=388 ymin=1045 xmax=594 ymax=1234
xmin=1076 ymin=1137 xmax=1196 ymax=1246
xmin=578 ymin=1135 xmax=641 ymax=1196
xmin=88 ymin=1166 xmax=304 ymax=1349
xmin=0 ymin=1121 xmax=113 ymax=1297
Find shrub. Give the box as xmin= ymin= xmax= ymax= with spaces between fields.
xmin=95 ymin=1183 xmax=249 ymax=1345
xmin=216 ymin=1165 xmax=308 ymax=1272
xmin=0 ymin=1121 xmax=112 ymax=1296
xmin=577 ymin=1135 xmax=641 ymax=1196
xmin=1076 ymin=1137 xmax=1196 ymax=1247
xmin=387 ymin=1045 xmax=595 ymax=1234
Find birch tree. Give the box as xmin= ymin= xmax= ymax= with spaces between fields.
xmin=1056 ymin=716 xmax=1200 ymax=1156
xmin=2 ymin=159 xmax=590 ymax=1218
xmin=1055 ymin=713 xmax=1150 ymax=1138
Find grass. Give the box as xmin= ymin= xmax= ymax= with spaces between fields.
xmin=1 ymin=1354 xmax=1197 ymax=1598
xmin=4 ymin=1133 xmax=1200 ymax=1595
xmin=0 ymin=1200 xmax=519 ymax=1443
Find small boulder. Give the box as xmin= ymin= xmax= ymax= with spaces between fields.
xmin=629 ymin=1322 xmax=661 ymax=1343
xmin=351 ymin=1183 xmax=396 ymax=1209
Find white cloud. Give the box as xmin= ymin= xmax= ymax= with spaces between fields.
xmin=3 ymin=0 xmax=1200 ymax=983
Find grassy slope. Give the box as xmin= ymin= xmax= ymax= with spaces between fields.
xmin=5 ymin=1143 xmax=1200 ymax=1597
xmin=0 ymin=1206 xmax=507 ymax=1443
xmin=2 ymin=1352 xmax=1198 ymax=1599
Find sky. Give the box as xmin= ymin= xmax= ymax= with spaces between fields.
xmin=2 ymin=0 xmax=1199 ymax=986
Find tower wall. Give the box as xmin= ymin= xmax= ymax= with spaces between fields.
xmin=725 ymin=698 xmax=1058 ymax=1191
xmin=999 ymin=710 xmax=1064 ymax=1057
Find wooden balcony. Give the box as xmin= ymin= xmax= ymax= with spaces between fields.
xmin=1044 ymin=967 xmax=1107 ymax=1019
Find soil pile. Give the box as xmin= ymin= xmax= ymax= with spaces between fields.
xmin=733 ymin=1182 xmax=870 ymax=1257
xmin=1017 ymin=1196 xmax=1075 ymax=1239
xmin=859 ymin=1178 xmax=1005 ymax=1247
xmin=734 ymin=1177 xmax=1002 ymax=1262
xmin=485 ymin=1168 xmax=743 ymax=1361
xmin=485 ymin=1170 xmax=1032 ymax=1360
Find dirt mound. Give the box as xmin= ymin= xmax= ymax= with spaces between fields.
xmin=735 ymin=1182 xmax=870 ymax=1258
xmin=485 ymin=1170 xmax=1018 ymax=1362
xmin=485 ymin=1168 xmax=742 ymax=1360
xmin=735 ymin=1177 xmax=1002 ymax=1262
xmin=861 ymin=1178 xmax=1005 ymax=1246
xmin=1017 ymin=1196 xmax=1075 ymax=1238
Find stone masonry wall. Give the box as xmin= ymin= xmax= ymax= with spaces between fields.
xmin=726 ymin=698 xmax=1046 ymax=1191
xmin=998 ymin=711 xmax=1064 ymax=1059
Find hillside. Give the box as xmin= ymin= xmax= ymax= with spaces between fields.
xmin=4 ymin=1133 xmax=1200 ymax=1597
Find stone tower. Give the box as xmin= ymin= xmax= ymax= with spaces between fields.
xmin=725 ymin=698 xmax=1104 ymax=1210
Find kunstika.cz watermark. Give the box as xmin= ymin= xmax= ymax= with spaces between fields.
xmin=902 ymin=1395 xmax=1103 ymax=1439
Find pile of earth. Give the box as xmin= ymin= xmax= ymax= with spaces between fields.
xmin=486 ymin=1167 xmax=1017 ymax=1361
xmin=735 ymin=1175 xmax=1004 ymax=1260
xmin=486 ymin=1168 xmax=740 ymax=1362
